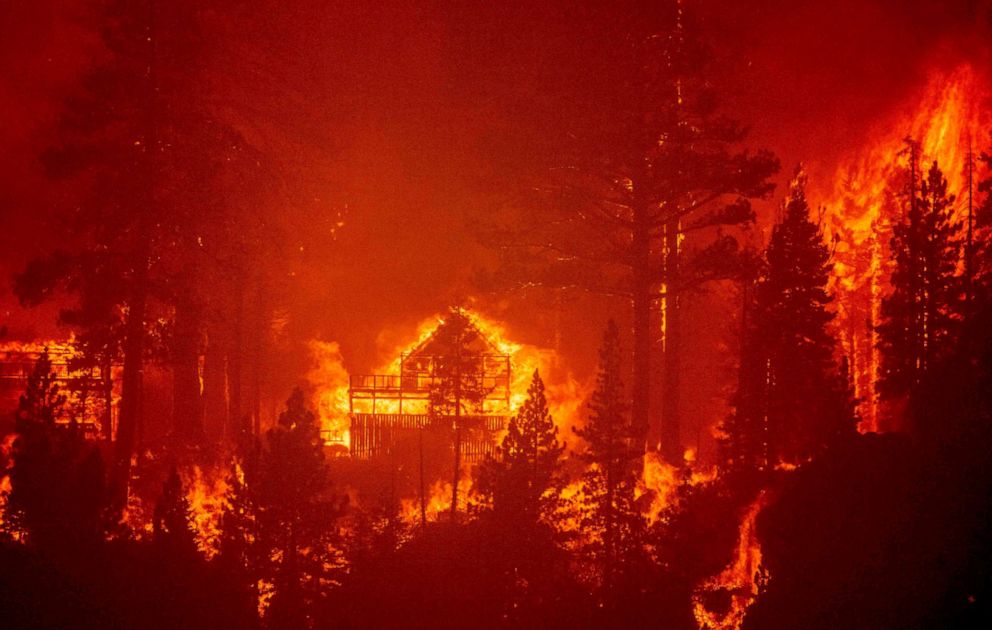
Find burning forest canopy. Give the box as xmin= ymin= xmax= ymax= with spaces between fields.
xmin=2 ymin=1 xmax=992 ymax=628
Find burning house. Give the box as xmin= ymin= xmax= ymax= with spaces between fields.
xmin=0 ymin=341 xmax=116 ymax=438
xmin=347 ymin=309 xmax=511 ymax=462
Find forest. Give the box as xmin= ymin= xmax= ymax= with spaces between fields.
xmin=1 ymin=1 xmax=992 ymax=628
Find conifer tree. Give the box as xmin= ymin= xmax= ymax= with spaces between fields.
xmin=722 ymin=170 xmax=855 ymax=468
xmin=3 ymin=350 xmax=108 ymax=551
xmin=216 ymin=455 xmax=260 ymax=625
xmin=482 ymin=4 xmax=777 ymax=462
xmin=425 ymin=308 xmax=493 ymax=522
xmin=153 ymin=467 xmax=199 ymax=558
xmin=574 ymin=321 xmax=645 ymax=598
xmin=481 ymin=370 xmax=565 ymax=526
xmin=256 ymin=388 xmax=343 ymax=629
xmin=879 ymin=156 xmax=962 ymax=398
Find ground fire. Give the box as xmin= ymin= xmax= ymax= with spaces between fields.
xmin=2 ymin=1 xmax=992 ymax=629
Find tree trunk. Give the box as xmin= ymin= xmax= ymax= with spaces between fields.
xmin=202 ymin=328 xmax=228 ymax=443
xmin=660 ymin=220 xmax=683 ymax=463
xmin=229 ymin=275 xmax=245 ymax=446
xmin=631 ymin=197 xmax=653 ymax=453
xmin=114 ymin=274 xmax=146 ymax=511
xmin=172 ymin=299 xmax=203 ymax=444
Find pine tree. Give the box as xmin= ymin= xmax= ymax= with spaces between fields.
xmin=482 ymin=4 xmax=778 ymax=462
xmin=425 ymin=308 xmax=493 ymax=522
xmin=574 ymin=321 xmax=645 ymax=598
xmin=474 ymin=370 xmax=568 ymax=622
xmin=256 ymin=388 xmax=343 ymax=629
xmin=481 ymin=371 xmax=564 ymax=524
xmin=3 ymin=350 xmax=108 ymax=551
xmin=879 ymin=156 xmax=962 ymax=399
xmin=153 ymin=467 xmax=199 ymax=558
xmin=722 ymin=170 xmax=855 ymax=468
xmin=216 ymin=455 xmax=260 ymax=625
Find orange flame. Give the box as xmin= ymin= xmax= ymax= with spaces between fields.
xmin=822 ymin=63 xmax=991 ymax=431
xmin=692 ymin=491 xmax=769 ymax=630
xmin=308 ymin=309 xmax=590 ymax=451
xmin=185 ymin=465 xmax=228 ymax=558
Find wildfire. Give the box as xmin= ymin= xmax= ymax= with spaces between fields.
xmin=185 ymin=466 xmax=228 ymax=558
xmin=307 ymin=309 xmax=589 ymax=451
xmin=822 ymin=63 xmax=991 ymax=432
xmin=692 ymin=491 xmax=769 ymax=630
xmin=639 ymin=450 xmax=717 ymax=524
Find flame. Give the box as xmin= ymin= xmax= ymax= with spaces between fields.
xmin=185 ymin=465 xmax=228 ymax=558
xmin=308 ymin=309 xmax=590 ymax=451
xmin=822 ymin=63 xmax=991 ymax=431
xmin=399 ymin=477 xmax=475 ymax=525
xmin=308 ymin=340 xmax=352 ymax=446
xmin=639 ymin=451 xmax=717 ymax=524
xmin=692 ymin=492 xmax=769 ymax=630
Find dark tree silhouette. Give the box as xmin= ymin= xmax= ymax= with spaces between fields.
xmin=425 ymin=308 xmax=493 ymax=522
xmin=483 ymin=3 xmax=777 ymax=462
xmin=479 ymin=369 xmax=564 ymax=525
xmin=879 ymin=153 xmax=962 ymax=400
xmin=2 ymin=351 xmax=108 ymax=553
xmin=574 ymin=320 xmax=646 ymax=603
xmin=722 ymin=171 xmax=856 ymax=469
xmin=153 ymin=467 xmax=199 ymax=558
xmin=256 ymin=388 xmax=343 ymax=629
xmin=474 ymin=370 xmax=569 ymax=621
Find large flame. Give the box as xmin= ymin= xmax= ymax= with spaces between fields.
xmin=692 ymin=491 xmax=769 ymax=630
xmin=822 ymin=63 xmax=991 ymax=431
xmin=307 ymin=309 xmax=589 ymax=451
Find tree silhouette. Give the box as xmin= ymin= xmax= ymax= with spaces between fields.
xmin=483 ymin=4 xmax=777 ymax=462
xmin=480 ymin=370 xmax=564 ymax=524
xmin=879 ymin=154 xmax=962 ymax=400
xmin=475 ymin=370 xmax=568 ymax=620
xmin=153 ymin=467 xmax=199 ymax=558
xmin=3 ymin=350 xmax=108 ymax=553
xmin=574 ymin=321 xmax=646 ymax=602
xmin=256 ymin=388 xmax=343 ymax=628
xmin=723 ymin=170 xmax=855 ymax=468
xmin=425 ymin=309 xmax=493 ymax=522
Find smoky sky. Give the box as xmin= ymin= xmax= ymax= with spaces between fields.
xmin=1 ymin=0 xmax=990 ymax=366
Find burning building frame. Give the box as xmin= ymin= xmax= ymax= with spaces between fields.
xmin=347 ymin=309 xmax=512 ymax=462
xmin=0 ymin=342 xmax=117 ymax=438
